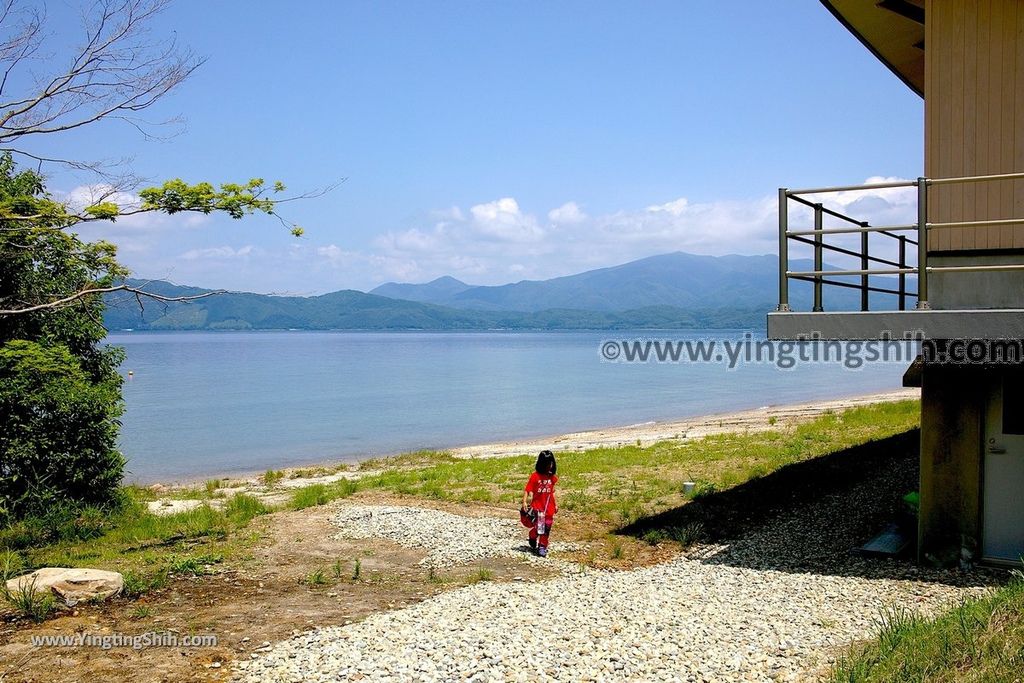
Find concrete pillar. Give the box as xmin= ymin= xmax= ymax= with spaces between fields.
xmin=918 ymin=364 xmax=986 ymax=565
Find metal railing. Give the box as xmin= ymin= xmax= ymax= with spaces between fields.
xmin=776 ymin=172 xmax=1024 ymax=313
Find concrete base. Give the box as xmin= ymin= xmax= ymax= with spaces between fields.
xmin=767 ymin=309 xmax=1024 ymax=341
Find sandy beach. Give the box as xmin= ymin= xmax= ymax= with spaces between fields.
xmin=450 ymin=388 xmax=920 ymax=460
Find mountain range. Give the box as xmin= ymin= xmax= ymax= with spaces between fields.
xmin=103 ymin=252 xmax=902 ymax=331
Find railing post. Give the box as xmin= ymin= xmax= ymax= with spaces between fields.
xmin=813 ymin=203 xmax=824 ymax=312
xmin=860 ymin=223 xmax=869 ymax=311
xmin=777 ymin=188 xmax=790 ymax=311
xmin=898 ymin=235 xmax=907 ymax=311
xmin=916 ymin=177 xmax=930 ymax=309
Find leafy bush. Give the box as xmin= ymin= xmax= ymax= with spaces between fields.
xmin=0 ymin=341 xmax=124 ymax=521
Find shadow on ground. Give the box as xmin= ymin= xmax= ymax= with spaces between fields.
xmin=620 ymin=429 xmax=1002 ymax=587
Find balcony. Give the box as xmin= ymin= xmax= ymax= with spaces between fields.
xmin=767 ymin=172 xmax=1024 ymax=340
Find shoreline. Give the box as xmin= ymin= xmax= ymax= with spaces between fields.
xmin=449 ymin=387 xmax=920 ymax=460
xmin=151 ymin=387 xmax=920 ymax=491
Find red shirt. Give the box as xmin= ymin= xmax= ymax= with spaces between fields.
xmin=525 ymin=473 xmax=557 ymax=515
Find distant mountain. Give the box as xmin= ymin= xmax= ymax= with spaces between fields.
xmin=370 ymin=252 xmax=902 ymax=313
xmin=104 ymin=252 xmax=909 ymax=331
xmin=102 ymin=281 xmax=768 ymax=332
xmin=371 ymin=276 xmax=473 ymax=304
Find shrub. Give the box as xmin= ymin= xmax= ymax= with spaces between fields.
xmin=0 ymin=341 xmax=124 ymax=521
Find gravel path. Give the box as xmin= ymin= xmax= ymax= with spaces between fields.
xmin=236 ymin=501 xmax=991 ymax=683
xmin=234 ymin=552 xmax=978 ymax=683
xmin=332 ymin=505 xmax=578 ymax=568
xmin=235 ymin=446 xmax=999 ymax=683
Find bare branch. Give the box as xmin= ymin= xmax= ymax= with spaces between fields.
xmin=0 ymin=0 xmax=204 ymax=174
xmin=0 ymin=282 xmax=224 ymax=316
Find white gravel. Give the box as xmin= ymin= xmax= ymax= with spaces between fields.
xmin=234 ymin=551 xmax=981 ymax=683
xmin=237 ymin=462 xmax=999 ymax=683
xmin=332 ymin=504 xmax=577 ymax=568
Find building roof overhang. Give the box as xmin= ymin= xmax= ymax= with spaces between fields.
xmin=821 ymin=0 xmax=925 ymax=97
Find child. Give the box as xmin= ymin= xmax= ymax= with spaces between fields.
xmin=521 ymin=450 xmax=557 ymax=557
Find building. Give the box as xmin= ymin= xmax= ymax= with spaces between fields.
xmin=768 ymin=0 xmax=1024 ymax=566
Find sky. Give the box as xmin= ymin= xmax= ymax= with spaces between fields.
xmin=31 ymin=0 xmax=924 ymax=295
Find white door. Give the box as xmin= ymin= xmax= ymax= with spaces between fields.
xmin=982 ymin=377 xmax=1024 ymax=564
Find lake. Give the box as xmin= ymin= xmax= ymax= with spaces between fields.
xmin=112 ymin=330 xmax=912 ymax=482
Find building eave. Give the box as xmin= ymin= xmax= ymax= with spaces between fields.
xmin=820 ymin=0 xmax=925 ymax=98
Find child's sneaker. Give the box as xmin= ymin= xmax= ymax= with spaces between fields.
xmin=537 ymin=546 xmax=547 ymax=558
xmin=529 ymin=537 xmax=537 ymax=550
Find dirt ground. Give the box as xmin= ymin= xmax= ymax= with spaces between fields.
xmin=0 ymin=493 xmax=669 ymax=683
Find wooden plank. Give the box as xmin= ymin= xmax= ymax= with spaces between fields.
xmin=975 ymin=0 xmax=991 ymax=249
xmin=988 ymin=0 xmax=1004 ymax=249
xmin=963 ymin=0 xmax=979 ymax=248
xmin=1017 ymin=0 xmax=1024 ymax=248
xmin=950 ymin=0 xmax=966 ymax=250
xmin=1001 ymin=0 xmax=1018 ymax=248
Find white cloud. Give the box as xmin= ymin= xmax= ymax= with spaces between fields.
xmin=469 ymin=197 xmax=544 ymax=242
xmin=547 ymin=201 xmax=587 ymax=225
xmin=77 ymin=178 xmax=918 ymax=294
xmin=366 ymin=180 xmax=918 ymax=286
xmin=180 ymin=245 xmax=257 ymax=260
xmin=645 ymin=197 xmax=689 ymax=216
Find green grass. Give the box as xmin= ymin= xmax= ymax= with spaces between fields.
xmin=469 ymin=566 xmax=493 ymax=583
xmin=289 ymin=479 xmax=357 ymax=510
xmin=0 ymin=491 xmax=272 ymax=608
xmin=2 ymin=576 xmax=58 ymax=622
xmin=352 ymin=400 xmax=919 ymax=524
xmin=830 ymin=568 xmax=1024 ymax=682
xmin=301 ymin=567 xmax=330 ymax=587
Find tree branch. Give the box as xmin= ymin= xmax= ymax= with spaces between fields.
xmin=0 ymin=283 xmax=224 ymax=316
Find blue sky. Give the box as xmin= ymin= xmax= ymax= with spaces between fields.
xmin=39 ymin=1 xmax=923 ymax=294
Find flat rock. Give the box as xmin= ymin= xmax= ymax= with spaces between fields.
xmin=6 ymin=567 xmax=124 ymax=606
xmin=147 ymin=499 xmax=207 ymax=516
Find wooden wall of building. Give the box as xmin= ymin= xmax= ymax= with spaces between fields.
xmin=925 ymin=0 xmax=1024 ymax=251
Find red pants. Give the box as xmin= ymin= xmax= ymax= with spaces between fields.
xmin=529 ymin=516 xmax=554 ymax=548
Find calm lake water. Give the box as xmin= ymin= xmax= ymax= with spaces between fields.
xmin=112 ymin=331 xmax=911 ymax=483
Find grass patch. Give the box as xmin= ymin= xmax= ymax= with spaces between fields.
xmin=0 ymin=491 xmax=272 ymax=607
xmin=263 ymin=469 xmax=284 ymax=487
xmin=830 ymin=568 xmax=1024 ymax=682
xmin=224 ymin=493 xmax=269 ymax=523
xmin=2 ymin=576 xmax=58 ymax=622
xmin=167 ymin=553 xmax=223 ymax=576
xmin=301 ymin=567 xmax=330 ymax=587
xmin=290 ymin=479 xmax=357 ymax=510
xmin=355 ymin=400 xmax=919 ymax=525
xmin=469 ymin=566 xmax=493 ymax=583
